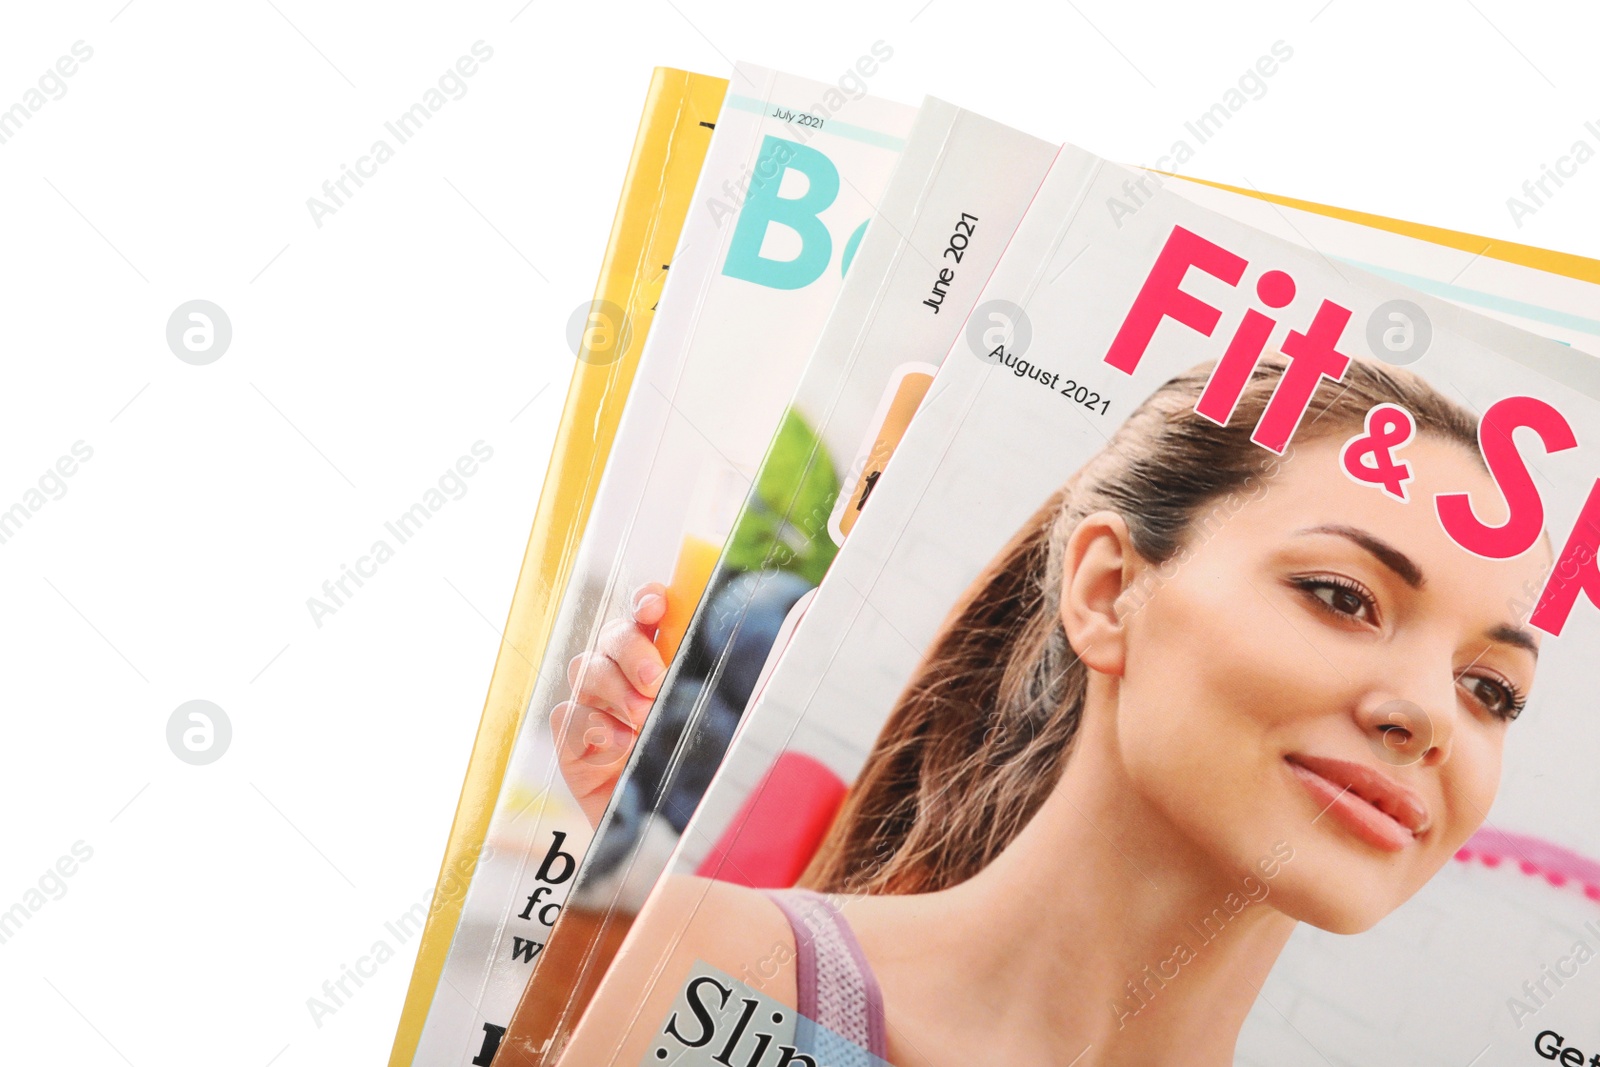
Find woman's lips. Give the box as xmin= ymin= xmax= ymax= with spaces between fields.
xmin=1285 ymin=754 xmax=1432 ymax=853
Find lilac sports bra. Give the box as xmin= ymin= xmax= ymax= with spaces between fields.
xmin=763 ymin=889 xmax=889 ymax=1064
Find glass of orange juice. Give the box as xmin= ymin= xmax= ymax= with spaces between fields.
xmin=652 ymin=467 xmax=746 ymax=665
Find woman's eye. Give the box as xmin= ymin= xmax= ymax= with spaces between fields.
xmin=1462 ymin=675 xmax=1524 ymax=722
xmin=1295 ymin=577 xmax=1377 ymax=624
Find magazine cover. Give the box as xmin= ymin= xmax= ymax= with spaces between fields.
xmin=409 ymin=63 xmax=916 ymax=1067
xmin=492 ymin=99 xmax=1057 ymax=1066
xmin=497 ymin=158 xmax=1600 ymax=1067
xmin=555 ymin=146 xmax=1600 ymax=1066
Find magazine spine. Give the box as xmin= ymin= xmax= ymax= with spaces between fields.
xmin=386 ymin=66 xmax=728 ymax=1067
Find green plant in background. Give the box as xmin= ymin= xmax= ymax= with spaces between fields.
xmin=724 ymin=407 xmax=839 ymax=585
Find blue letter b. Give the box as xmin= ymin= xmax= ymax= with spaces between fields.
xmin=723 ymin=136 xmax=839 ymax=290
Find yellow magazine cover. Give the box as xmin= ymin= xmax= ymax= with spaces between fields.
xmin=386 ymin=67 xmax=726 ymax=1067
xmin=1170 ymin=174 xmax=1600 ymax=296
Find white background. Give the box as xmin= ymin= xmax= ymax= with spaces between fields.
xmin=0 ymin=2 xmax=1595 ymax=1065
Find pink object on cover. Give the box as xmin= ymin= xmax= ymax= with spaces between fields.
xmin=694 ymin=752 xmax=848 ymax=888
xmin=764 ymin=888 xmax=888 ymax=1064
xmin=1456 ymin=825 xmax=1600 ymax=902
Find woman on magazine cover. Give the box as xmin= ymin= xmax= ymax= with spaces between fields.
xmin=562 ymin=355 xmax=1548 ymax=1067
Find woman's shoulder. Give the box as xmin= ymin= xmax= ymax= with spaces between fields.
xmin=561 ymin=875 xmax=802 ymax=1066
xmin=643 ymin=874 xmax=798 ymax=975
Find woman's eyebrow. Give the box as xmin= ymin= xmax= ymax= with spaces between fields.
xmin=1296 ymin=524 xmax=1424 ymax=588
xmin=1487 ymin=622 xmax=1540 ymax=659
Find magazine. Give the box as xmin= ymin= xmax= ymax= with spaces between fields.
xmin=491 ymin=98 xmax=1058 ymax=1067
xmin=408 ymin=63 xmax=916 ymax=1067
xmin=387 ymin=67 xmax=726 ymax=1067
xmin=554 ymin=146 xmax=1600 ymax=1067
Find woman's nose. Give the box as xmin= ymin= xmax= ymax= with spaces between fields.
xmin=1356 ymin=684 xmax=1455 ymax=769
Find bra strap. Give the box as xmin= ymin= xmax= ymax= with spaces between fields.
xmin=763 ymin=888 xmax=887 ymax=1063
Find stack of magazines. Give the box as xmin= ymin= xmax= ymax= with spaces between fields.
xmin=384 ymin=62 xmax=1600 ymax=1067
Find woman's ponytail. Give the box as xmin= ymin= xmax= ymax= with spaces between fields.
xmin=800 ymin=483 xmax=1086 ymax=894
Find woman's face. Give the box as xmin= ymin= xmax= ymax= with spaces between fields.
xmin=1105 ymin=434 xmax=1547 ymax=933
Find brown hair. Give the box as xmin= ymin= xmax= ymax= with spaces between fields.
xmin=800 ymin=356 xmax=1479 ymax=895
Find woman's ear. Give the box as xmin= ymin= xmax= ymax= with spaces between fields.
xmin=1059 ymin=511 xmax=1135 ymax=676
